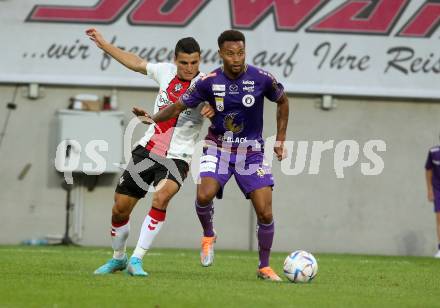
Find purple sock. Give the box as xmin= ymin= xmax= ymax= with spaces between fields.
xmin=438 ymin=243 xmax=440 ymax=250
xmin=257 ymin=221 xmax=274 ymax=269
xmin=195 ymin=201 xmax=215 ymax=237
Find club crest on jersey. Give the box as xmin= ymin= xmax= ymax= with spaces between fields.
xmin=174 ymin=83 xmax=183 ymax=92
xmin=242 ymin=94 xmax=255 ymax=107
xmin=215 ymin=97 xmax=224 ymax=111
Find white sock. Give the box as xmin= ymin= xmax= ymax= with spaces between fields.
xmin=132 ymin=207 xmax=166 ymax=260
xmin=111 ymin=219 xmax=130 ymax=260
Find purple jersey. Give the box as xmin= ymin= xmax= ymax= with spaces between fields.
xmin=181 ymin=65 xmax=284 ymax=151
xmin=426 ymin=146 xmax=440 ymax=190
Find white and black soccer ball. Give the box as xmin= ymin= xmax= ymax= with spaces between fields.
xmin=283 ymin=250 xmax=318 ymax=283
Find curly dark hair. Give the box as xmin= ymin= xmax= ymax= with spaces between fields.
xmin=217 ymin=30 xmax=245 ymax=48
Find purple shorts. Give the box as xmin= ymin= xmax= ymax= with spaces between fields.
xmin=434 ymin=189 xmax=440 ymax=212
xmin=199 ymin=146 xmax=274 ymax=199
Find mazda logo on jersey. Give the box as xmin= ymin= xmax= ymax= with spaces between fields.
xmin=229 ymin=84 xmax=238 ymax=92
xmin=229 ymin=84 xmax=239 ymax=95
xmin=242 ymin=94 xmax=255 ymax=107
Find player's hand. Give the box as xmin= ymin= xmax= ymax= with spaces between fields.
xmin=85 ymin=28 xmax=106 ymax=49
xmin=274 ymin=141 xmax=287 ymax=161
xmin=200 ymin=103 xmax=215 ymax=118
xmin=428 ymin=190 xmax=434 ymax=202
xmin=132 ymin=106 xmax=154 ymax=125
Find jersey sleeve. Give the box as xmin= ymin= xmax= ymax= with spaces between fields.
xmin=426 ymin=150 xmax=433 ymax=170
xmin=263 ymin=72 xmax=285 ymax=102
xmin=146 ymin=62 xmax=174 ymax=84
xmin=181 ymin=78 xmax=210 ymax=108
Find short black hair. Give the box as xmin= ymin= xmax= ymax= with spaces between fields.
xmin=217 ymin=30 xmax=245 ymax=48
xmin=175 ymin=37 xmax=200 ymax=57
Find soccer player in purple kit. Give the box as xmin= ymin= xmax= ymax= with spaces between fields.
xmin=136 ymin=30 xmax=290 ymax=281
xmin=425 ymin=139 xmax=440 ymax=258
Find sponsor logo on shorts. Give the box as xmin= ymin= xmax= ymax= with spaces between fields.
xmin=256 ymin=168 xmax=266 ymax=178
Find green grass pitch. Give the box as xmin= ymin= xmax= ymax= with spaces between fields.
xmin=0 ymin=246 xmax=439 ymax=307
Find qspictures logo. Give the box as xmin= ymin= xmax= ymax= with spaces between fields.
xmin=55 ymin=117 xmax=387 ymax=188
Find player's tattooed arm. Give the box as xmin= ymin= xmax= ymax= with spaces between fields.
xmin=86 ymin=28 xmax=147 ymax=74
xmin=274 ymin=93 xmax=289 ymax=161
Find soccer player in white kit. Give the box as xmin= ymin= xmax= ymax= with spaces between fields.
xmin=86 ymin=28 xmax=213 ymax=276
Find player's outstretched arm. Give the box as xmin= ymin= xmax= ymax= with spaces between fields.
xmin=133 ymin=101 xmax=213 ymax=126
xmin=132 ymin=106 xmax=154 ymax=124
xmin=274 ymin=93 xmax=289 ymax=161
xmin=85 ymin=28 xmax=147 ymax=74
xmin=151 ymin=101 xmax=187 ymax=123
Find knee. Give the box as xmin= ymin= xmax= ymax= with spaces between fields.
xmin=152 ymin=191 xmax=171 ymax=210
xmin=112 ymin=201 xmax=131 ymax=223
xmin=197 ymin=188 xmax=216 ymax=206
xmin=256 ymin=210 xmax=273 ymax=224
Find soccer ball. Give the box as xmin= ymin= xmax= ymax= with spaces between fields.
xmin=283 ymin=250 xmax=318 ymax=283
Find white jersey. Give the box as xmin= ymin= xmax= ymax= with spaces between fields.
xmin=137 ymin=62 xmax=204 ymax=163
